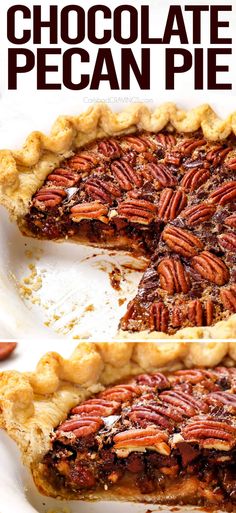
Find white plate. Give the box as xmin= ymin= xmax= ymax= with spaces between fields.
xmin=0 ymin=207 xmax=146 ymax=340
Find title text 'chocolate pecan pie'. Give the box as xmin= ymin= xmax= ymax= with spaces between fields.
xmin=0 ymin=104 xmax=235 ymax=338
xmin=1 ymin=342 xmax=236 ymax=510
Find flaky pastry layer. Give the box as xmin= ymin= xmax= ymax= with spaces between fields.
xmin=0 ymin=341 xmax=236 ymax=474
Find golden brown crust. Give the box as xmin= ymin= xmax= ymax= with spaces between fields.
xmin=0 ymin=341 xmax=236 ymax=480
xmin=1 ymin=102 xmax=236 ymax=219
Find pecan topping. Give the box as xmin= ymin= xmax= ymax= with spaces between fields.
xmin=117 ymin=198 xmax=156 ymax=225
xmin=47 ymin=168 xmax=81 ymax=187
xmin=158 ymin=258 xmax=190 ymax=294
xmin=174 ymin=369 xmax=213 ymax=385
xmin=98 ymin=138 xmax=121 ymax=158
xmin=33 ymin=188 xmax=67 ymax=209
xmin=206 ymin=145 xmax=232 ymax=166
xmin=218 ymin=233 xmax=236 ymax=252
xmin=209 ymin=181 xmax=236 ymax=205
xmin=226 ymin=156 xmax=236 ymax=169
xmin=128 ymin=405 xmax=173 ymax=431
xmin=182 ymin=203 xmax=216 ymax=226
xmin=113 ymin=428 xmax=170 ymax=456
xmin=171 ymin=307 xmax=185 ymax=328
xmin=111 ymin=160 xmax=142 ymax=190
xmin=149 ymin=302 xmax=169 ymax=332
xmin=100 ymin=384 xmax=140 ymax=403
xmin=178 ymin=138 xmax=205 ymax=155
xmin=84 ymin=178 xmax=121 ymax=205
xmin=160 ymin=390 xmax=208 ymax=417
xmin=192 ymin=251 xmax=229 ymax=285
xmin=0 ymin=342 xmax=17 ymax=361
xmin=220 ymin=286 xmax=236 ymax=312
xmin=121 ymin=135 xmax=147 ymax=152
xmin=145 ymin=163 xmax=177 ymax=187
xmin=68 ymin=152 xmax=98 ymax=171
xmin=188 ymin=299 xmax=214 ymax=326
xmin=206 ymin=392 xmax=236 ymax=412
xmin=181 ymin=167 xmax=210 ymax=192
xmin=155 ymin=133 xmax=176 ymax=148
xmin=70 ymin=201 xmax=108 ymax=223
xmin=158 ymin=189 xmax=187 ymax=221
xmin=72 ymin=399 xmax=120 ymax=417
xmin=57 ymin=415 xmax=103 ymax=437
xmin=225 ymin=214 xmax=236 ymax=228
xmin=162 ymin=226 xmax=203 ymax=257
xmin=136 ymin=372 xmax=170 ymax=390
xmin=182 ymin=417 xmax=236 ymax=450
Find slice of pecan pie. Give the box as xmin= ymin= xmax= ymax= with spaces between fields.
xmin=0 ymin=342 xmax=236 ymax=509
xmin=25 ymin=366 xmax=236 ymax=508
xmin=0 ymin=104 xmax=235 ymax=337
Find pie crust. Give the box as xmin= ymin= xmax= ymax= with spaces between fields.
xmin=0 ymin=103 xmax=235 ymax=340
xmin=0 ymin=341 xmax=236 ymax=505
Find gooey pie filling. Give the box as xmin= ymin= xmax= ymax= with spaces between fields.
xmin=43 ymin=367 xmax=236 ymax=508
xmin=24 ymin=131 xmax=236 ymax=334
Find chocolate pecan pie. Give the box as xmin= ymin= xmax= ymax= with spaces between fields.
xmin=1 ymin=342 xmax=236 ymax=510
xmin=0 ymin=104 xmax=235 ymax=338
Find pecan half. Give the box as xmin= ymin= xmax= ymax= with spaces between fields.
xmin=72 ymin=399 xmax=120 ymax=417
xmin=171 ymin=307 xmax=185 ymax=328
xmin=226 ymin=156 xmax=236 ymax=170
xmin=84 ymin=178 xmax=121 ymax=205
xmin=192 ymin=251 xmax=229 ymax=285
xmin=149 ymin=301 xmax=169 ymax=332
xmin=162 ymin=226 xmax=203 ymax=257
xmin=174 ymin=369 xmax=213 ymax=385
xmin=0 ymin=342 xmax=17 ymax=361
xmin=68 ymin=152 xmax=98 ymax=171
xmin=113 ymin=428 xmax=170 ymax=456
xmin=118 ymin=198 xmax=156 ymax=225
xmin=178 ymin=138 xmax=205 ymax=155
xmin=57 ymin=415 xmax=103 ymax=437
xmin=188 ymin=300 xmax=214 ymax=326
xmin=158 ymin=258 xmax=190 ymax=294
xmin=220 ymin=286 xmax=236 ymax=312
xmin=182 ymin=417 xmax=236 ymax=450
xmin=100 ymin=384 xmax=140 ymax=403
xmin=47 ymin=168 xmax=81 ymax=187
xmin=225 ymin=214 xmax=236 ymax=228
xmin=218 ymin=233 xmax=236 ymax=252
xmin=181 ymin=167 xmax=210 ymax=191
xmin=206 ymin=392 xmax=236 ymax=412
xmin=121 ymin=135 xmax=147 ymax=152
xmin=160 ymin=390 xmax=208 ymax=417
xmin=111 ymin=160 xmax=142 ymax=190
xmin=70 ymin=201 xmax=108 ymax=223
xmin=158 ymin=189 xmax=187 ymax=221
xmin=128 ymin=405 xmax=173 ymax=431
xmin=33 ymin=188 xmax=67 ymax=209
xmin=182 ymin=203 xmax=216 ymax=226
xmin=209 ymin=181 xmax=236 ymax=205
xmin=145 ymin=163 xmax=177 ymax=187
xmin=136 ymin=372 xmax=170 ymax=390
xmin=155 ymin=133 xmax=176 ymax=148
xmin=98 ymin=138 xmax=121 ymax=158
xmin=206 ymin=145 xmax=232 ymax=166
